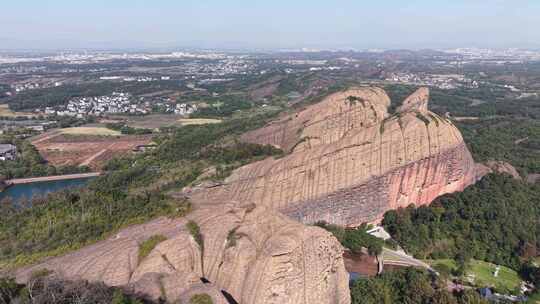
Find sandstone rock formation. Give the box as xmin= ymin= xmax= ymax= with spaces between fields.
xmin=188 ymin=87 xmax=481 ymax=225
xmin=482 ymin=160 xmax=522 ymax=180
xmin=16 ymin=205 xmax=350 ymax=304
xmin=396 ymin=86 xmax=429 ymax=113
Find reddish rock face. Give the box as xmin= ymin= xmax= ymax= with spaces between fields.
xmin=188 ymin=87 xmax=482 ymax=225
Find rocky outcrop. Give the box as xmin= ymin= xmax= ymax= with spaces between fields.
xmin=481 ymin=160 xmax=522 ymax=180
xmin=241 ymin=87 xmax=391 ymax=152
xmin=15 ymin=205 xmax=350 ymax=304
xmin=188 ymin=87 xmax=481 ymax=225
xmin=396 ymin=87 xmax=429 ymax=113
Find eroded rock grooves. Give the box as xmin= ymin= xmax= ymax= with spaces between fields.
xmin=189 ymin=87 xmax=480 ymax=225
xmin=16 ymin=205 xmax=350 ymax=304
xmin=15 ymin=87 xmax=481 ymax=304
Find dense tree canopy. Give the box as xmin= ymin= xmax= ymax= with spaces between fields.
xmin=459 ymin=118 xmax=540 ymax=175
xmin=0 ymin=136 xmax=89 ymax=179
xmin=382 ymin=174 xmax=540 ymax=270
xmin=316 ymin=222 xmax=384 ymax=256
xmin=0 ymin=275 xmax=146 ymax=304
xmin=350 ymin=268 xmax=488 ymax=304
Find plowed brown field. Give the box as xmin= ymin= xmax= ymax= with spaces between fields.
xmin=31 ymin=130 xmax=153 ymax=170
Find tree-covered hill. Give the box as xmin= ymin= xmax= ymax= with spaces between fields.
xmin=382 ymin=174 xmax=540 ymax=271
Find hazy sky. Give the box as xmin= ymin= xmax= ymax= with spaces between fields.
xmin=2 ymin=0 xmax=539 ymax=50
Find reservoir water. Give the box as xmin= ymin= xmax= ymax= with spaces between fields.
xmin=0 ymin=177 xmax=95 ymax=203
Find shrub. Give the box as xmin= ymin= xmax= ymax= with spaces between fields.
xmin=244 ymin=202 xmax=257 ymax=213
xmin=30 ymin=268 xmax=52 ymax=279
xmin=415 ymin=112 xmax=431 ymax=126
xmin=138 ymin=235 xmax=167 ymax=262
xmin=186 ymin=221 xmax=204 ymax=250
xmin=190 ymin=293 xmax=214 ymax=304
xmin=0 ymin=275 xmax=144 ymax=304
xmin=0 ymin=277 xmax=24 ymax=303
xmin=346 ymin=95 xmax=365 ymax=107
xmin=226 ymin=228 xmax=240 ymax=248
xmin=315 ymin=221 xmax=384 ymax=256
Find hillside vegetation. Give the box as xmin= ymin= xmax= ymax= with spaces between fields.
xmin=383 ymin=174 xmax=540 ymax=271
xmin=0 ymin=112 xmax=282 ymax=270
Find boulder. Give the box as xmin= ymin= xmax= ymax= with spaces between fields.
xmin=483 ymin=160 xmax=521 ymax=180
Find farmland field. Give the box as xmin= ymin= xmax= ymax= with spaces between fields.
xmin=60 ymin=127 xmax=121 ymax=136
xmin=0 ymin=104 xmax=36 ymax=117
xmin=108 ymin=114 xmax=223 ymax=129
xmin=109 ymin=114 xmax=185 ymax=129
xmin=31 ymin=129 xmax=152 ymax=170
xmin=177 ymin=118 xmax=222 ymax=125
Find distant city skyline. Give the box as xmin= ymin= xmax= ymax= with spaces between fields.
xmin=2 ymin=0 xmax=539 ymax=50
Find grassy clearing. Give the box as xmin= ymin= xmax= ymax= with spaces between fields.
xmin=0 ymin=104 xmax=35 ymax=117
xmin=428 ymin=258 xmax=457 ymax=270
xmin=107 ymin=115 xmax=222 ymax=129
xmin=111 ymin=114 xmax=183 ymax=129
xmin=426 ymin=259 xmax=521 ymax=292
xmin=60 ymin=127 xmax=121 ymax=136
xmin=470 ymin=260 xmax=521 ymax=292
xmin=177 ymin=118 xmax=222 ymax=126
xmin=190 ymin=293 xmax=213 ymax=304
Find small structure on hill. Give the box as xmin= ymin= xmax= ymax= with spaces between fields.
xmin=0 ymin=144 xmax=17 ymax=161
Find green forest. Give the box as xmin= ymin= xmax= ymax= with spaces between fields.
xmin=382 ymin=174 xmax=539 ymax=271
xmin=316 ymin=222 xmax=385 ymax=256
xmin=0 ymin=274 xmax=147 ymax=304
xmin=350 ymin=268 xmax=489 ymax=304
xmin=0 ymin=136 xmax=89 ymax=179
xmin=459 ymin=118 xmax=540 ymax=175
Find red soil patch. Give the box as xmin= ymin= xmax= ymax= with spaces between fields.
xmin=32 ymin=134 xmax=153 ymax=170
xmin=343 ymin=251 xmax=379 ymax=277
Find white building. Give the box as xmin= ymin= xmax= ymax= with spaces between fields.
xmin=0 ymin=144 xmax=17 ymax=161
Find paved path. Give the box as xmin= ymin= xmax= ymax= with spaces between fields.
xmin=381 ymin=248 xmax=433 ymax=270
xmin=79 ymin=148 xmax=109 ymax=167
xmin=7 ymin=172 xmax=102 ymax=185
xmin=31 ymin=131 xmax=62 ymax=144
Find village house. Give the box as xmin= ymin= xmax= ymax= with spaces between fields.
xmin=0 ymin=144 xmax=17 ymax=161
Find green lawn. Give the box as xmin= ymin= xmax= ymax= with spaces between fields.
xmin=428 ymin=258 xmax=457 ymax=270
xmin=526 ymin=291 xmax=540 ymax=303
xmin=426 ymin=259 xmax=522 ymax=292
xmin=470 ymin=260 xmax=521 ymax=293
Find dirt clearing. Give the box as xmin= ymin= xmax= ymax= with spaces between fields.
xmin=32 ymin=130 xmax=152 ymax=170
xmin=60 ymin=127 xmax=121 ymax=136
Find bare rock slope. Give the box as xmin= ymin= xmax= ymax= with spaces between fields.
xmin=14 ymin=86 xmax=480 ymax=304
xmin=16 ymin=205 xmax=350 ymax=304
xmin=189 ymin=87 xmax=480 ymax=225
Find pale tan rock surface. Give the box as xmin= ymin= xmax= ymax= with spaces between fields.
xmin=16 ymin=205 xmax=350 ymax=304
xmin=188 ymin=87 xmax=481 ymax=225
xmin=241 ymin=87 xmax=391 ymax=152
xmin=483 ymin=160 xmax=522 ymax=180
xmin=396 ymin=86 xmax=429 ymax=113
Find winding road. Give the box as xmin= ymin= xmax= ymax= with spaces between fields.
xmin=6 ymin=172 xmax=102 ymax=185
